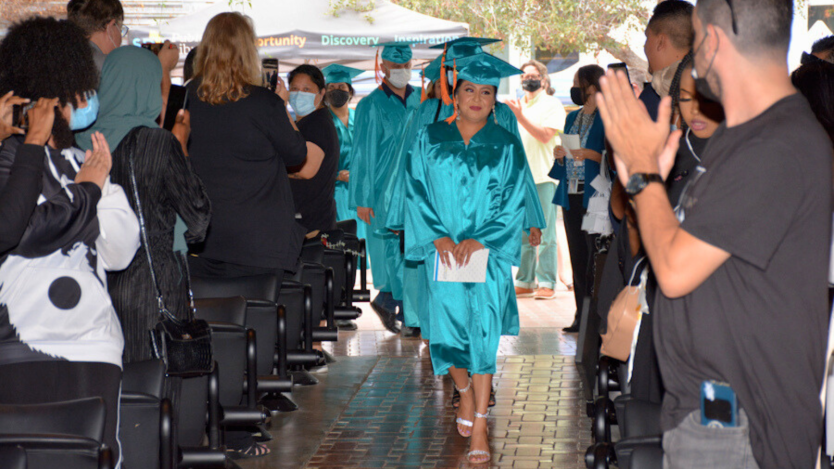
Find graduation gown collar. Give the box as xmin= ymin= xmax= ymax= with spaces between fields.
xmin=381 ymin=81 xmax=415 ymax=106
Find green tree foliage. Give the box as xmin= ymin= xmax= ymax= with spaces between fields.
xmin=330 ymin=0 xmax=652 ymax=67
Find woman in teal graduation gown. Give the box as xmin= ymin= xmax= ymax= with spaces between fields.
xmin=385 ymin=41 xmax=544 ymax=338
xmin=323 ymin=64 xmax=366 ymax=240
xmin=404 ymin=56 xmax=545 ymax=464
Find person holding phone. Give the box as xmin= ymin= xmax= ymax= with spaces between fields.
xmin=67 ymin=0 xmax=126 ymax=72
xmin=550 ymin=64 xmax=606 ymax=333
xmin=0 ymin=91 xmax=41 ymax=256
xmin=185 ymin=12 xmax=307 ymax=281
xmin=0 ymin=17 xmax=141 ymax=468
xmin=287 ymin=64 xmax=336 ymax=234
xmin=184 ymin=12 xmax=309 ymax=457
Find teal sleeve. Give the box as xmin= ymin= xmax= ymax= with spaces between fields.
xmin=383 ymin=101 xmax=440 ymax=231
xmin=404 ymin=129 xmax=451 ymax=262
xmin=497 ymin=103 xmax=545 ymax=232
xmin=471 ymin=141 xmax=534 ymax=266
xmin=348 ymin=100 xmax=379 ymax=210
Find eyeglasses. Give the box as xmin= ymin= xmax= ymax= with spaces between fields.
xmin=725 ymin=0 xmax=738 ymax=35
xmin=119 ymin=24 xmax=129 ymax=38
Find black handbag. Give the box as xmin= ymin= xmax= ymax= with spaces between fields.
xmin=127 ymin=152 xmax=213 ymax=377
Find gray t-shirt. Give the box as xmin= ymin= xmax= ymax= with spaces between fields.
xmin=654 ymin=94 xmax=832 ymax=469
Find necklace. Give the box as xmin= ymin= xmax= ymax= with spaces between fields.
xmin=685 ymin=127 xmax=701 ymax=163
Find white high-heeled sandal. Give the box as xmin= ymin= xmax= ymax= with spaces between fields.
xmin=467 ymin=410 xmax=491 ymax=464
xmin=454 ymin=380 xmax=474 ymax=437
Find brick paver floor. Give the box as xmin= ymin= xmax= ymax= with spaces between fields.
xmin=241 ymin=284 xmax=590 ymax=469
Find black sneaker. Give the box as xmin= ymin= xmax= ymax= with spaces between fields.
xmin=401 ymin=326 xmax=421 ymax=338
xmin=335 ymin=319 xmax=357 ymax=330
xmin=562 ymin=320 xmax=580 ymax=333
xmin=370 ymin=301 xmax=400 ymax=333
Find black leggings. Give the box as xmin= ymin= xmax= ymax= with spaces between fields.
xmin=0 ymin=361 xmax=122 ymax=466
xmin=563 ymin=194 xmax=598 ymax=319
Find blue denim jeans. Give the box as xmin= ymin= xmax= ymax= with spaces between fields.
xmin=663 ymin=409 xmax=759 ymax=469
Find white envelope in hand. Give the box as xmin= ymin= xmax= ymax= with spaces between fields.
xmin=561 ymin=134 xmax=582 ymax=162
xmin=434 ymin=249 xmax=489 ymax=283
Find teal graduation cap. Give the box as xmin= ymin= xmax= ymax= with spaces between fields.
xmin=371 ymin=40 xmax=420 ymax=64
xmin=322 ymin=64 xmax=364 ymax=85
xmin=455 ymin=53 xmax=522 ymax=87
xmin=428 ymin=36 xmax=501 ymax=53
xmin=423 ymin=37 xmax=502 ymax=82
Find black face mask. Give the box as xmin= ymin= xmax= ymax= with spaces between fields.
xmin=691 ymin=30 xmax=721 ymax=103
xmin=327 ymin=89 xmax=351 ymax=108
xmin=521 ymin=79 xmax=542 ymax=92
xmin=570 ymin=87 xmax=584 ymax=106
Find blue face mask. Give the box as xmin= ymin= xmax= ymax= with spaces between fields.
xmin=70 ymin=92 xmax=99 ymax=131
xmin=289 ymin=91 xmax=318 ymax=117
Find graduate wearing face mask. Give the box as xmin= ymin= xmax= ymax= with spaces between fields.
xmin=287 ymin=64 xmax=340 ymax=234
xmin=322 ymin=64 xmax=366 ymax=244
xmin=348 ymin=41 xmax=422 ymax=334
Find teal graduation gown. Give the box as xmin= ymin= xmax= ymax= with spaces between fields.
xmin=404 ymin=120 xmax=545 ymax=376
xmin=385 ymin=99 xmax=546 ymax=334
xmin=330 ymin=108 xmax=366 ymax=240
xmin=349 ymin=85 xmax=420 ymax=297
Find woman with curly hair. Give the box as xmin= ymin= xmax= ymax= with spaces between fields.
xmin=0 ymin=17 xmax=140 ymax=467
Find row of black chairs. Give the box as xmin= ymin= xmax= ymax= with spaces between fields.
xmin=575 ymin=238 xmax=663 ymax=469
xmin=0 ymin=220 xmax=371 ymax=469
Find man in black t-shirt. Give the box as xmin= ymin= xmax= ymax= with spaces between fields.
xmin=597 ymin=1 xmax=832 ymax=468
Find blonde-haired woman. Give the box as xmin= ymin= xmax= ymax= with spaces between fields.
xmin=186 ymin=12 xmax=307 ymax=277
xmin=185 ymin=13 xmax=308 ymax=456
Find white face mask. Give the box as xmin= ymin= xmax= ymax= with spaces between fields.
xmin=387 ymin=68 xmax=412 ymax=89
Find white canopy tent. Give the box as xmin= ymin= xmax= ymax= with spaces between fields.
xmin=128 ymin=0 xmax=468 ymax=71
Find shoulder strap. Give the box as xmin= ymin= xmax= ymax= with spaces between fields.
xmin=127 ymin=152 xmax=177 ymax=322
xmin=628 ymin=256 xmax=647 ymax=286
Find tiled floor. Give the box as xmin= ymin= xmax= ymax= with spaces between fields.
xmin=240 ymin=287 xmax=591 ymax=469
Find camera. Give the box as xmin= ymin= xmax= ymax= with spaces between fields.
xmin=141 ymin=42 xmax=165 ymax=55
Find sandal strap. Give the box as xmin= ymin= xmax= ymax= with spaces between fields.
xmin=467 ymin=449 xmax=491 ymax=461
xmin=456 ymin=417 xmax=474 ymax=427
xmin=454 ymin=379 xmax=472 ymax=394
xmin=474 ymin=411 xmax=489 ymax=419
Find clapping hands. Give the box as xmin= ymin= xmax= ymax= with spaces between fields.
xmin=76 ymin=132 xmax=112 ymax=189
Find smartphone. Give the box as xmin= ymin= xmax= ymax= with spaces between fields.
xmin=141 ymin=42 xmax=165 ymax=55
xmin=262 ymin=58 xmax=279 ymax=91
xmin=700 ymin=380 xmax=738 ymax=428
xmin=162 ymin=85 xmax=188 ymax=132
xmin=608 ymin=62 xmax=631 ymax=84
xmin=11 ymin=102 xmax=34 ymax=131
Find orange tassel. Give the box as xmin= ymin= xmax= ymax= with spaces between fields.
xmin=420 ymin=65 xmax=427 ymax=102
xmin=444 ymin=59 xmax=459 ymax=124
xmin=374 ymin=50 xmax=384 ymax=87
xmin=440 ymin=44 xmax=453 ymax=106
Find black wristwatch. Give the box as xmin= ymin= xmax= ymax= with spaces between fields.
xmin=625 ymin=173 xmax=663 ymax=196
